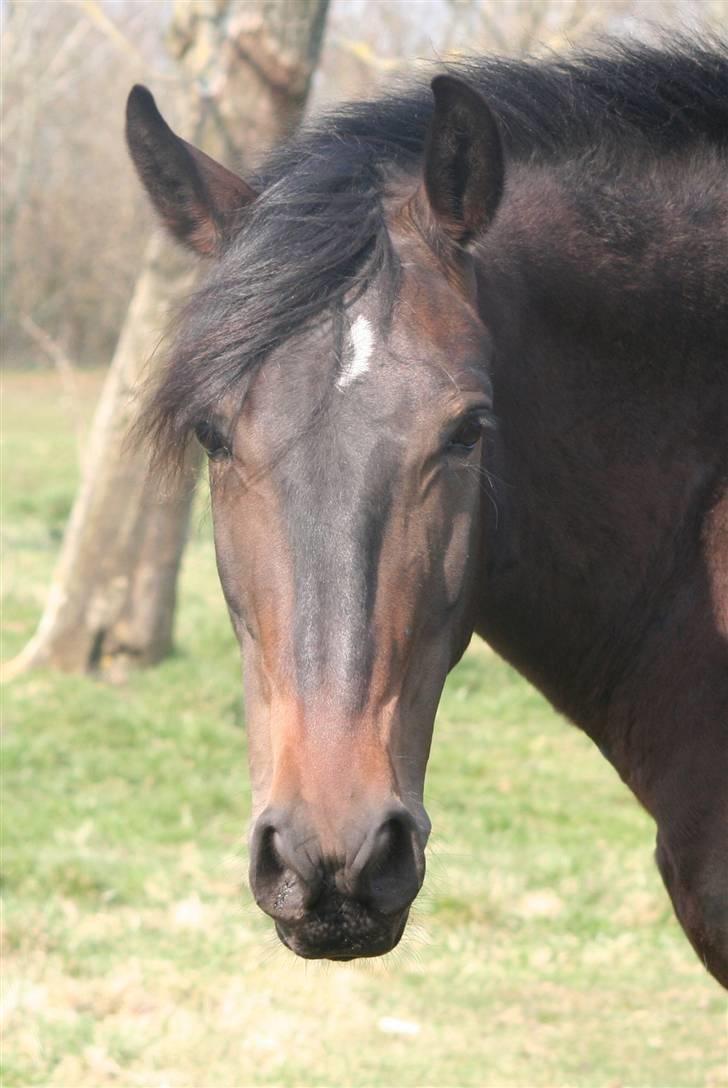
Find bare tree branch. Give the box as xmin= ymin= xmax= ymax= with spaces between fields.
xmin=68 ymin=0 xmax=148 ymax=66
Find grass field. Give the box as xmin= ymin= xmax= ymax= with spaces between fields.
xmin=2 ymin=371 xmax=726 ymax=1088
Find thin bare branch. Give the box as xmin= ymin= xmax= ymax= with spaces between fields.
xmin=67 ymin=0 xmax=148 ymax=65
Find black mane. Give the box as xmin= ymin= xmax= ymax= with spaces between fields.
xmin=142 ymin=37 xmax=728 ymax=462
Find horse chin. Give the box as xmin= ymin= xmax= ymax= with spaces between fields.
xmin=274 ymin=905 xmax=410 ymax=961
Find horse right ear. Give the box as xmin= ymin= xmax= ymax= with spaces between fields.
xmin=126 ymin=85 xmax=257 ymax=257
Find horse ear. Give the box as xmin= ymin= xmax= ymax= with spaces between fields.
xmin=422 ymin=75 xmax=504 ymax=244
xmin=125 ymin=85 xmax=257 ymax=257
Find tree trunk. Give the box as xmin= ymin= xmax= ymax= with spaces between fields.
xmin=6 ymin=0 xmax=329 ymax=680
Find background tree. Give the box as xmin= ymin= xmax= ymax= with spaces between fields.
xmin=0 ymin=1 xmax=161 ymax=366
xmin=5 ymin=0 xmax=329 ymax=678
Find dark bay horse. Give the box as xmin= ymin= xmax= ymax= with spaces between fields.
xmin=126 ymin=40 xmax=728 ymax=986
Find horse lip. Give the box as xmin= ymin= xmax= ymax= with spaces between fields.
xmin=274 ymin=909 xmax=409 ymax=961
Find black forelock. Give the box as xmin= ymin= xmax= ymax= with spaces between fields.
xmin=140 ymin=35 xmax=728 ymax=465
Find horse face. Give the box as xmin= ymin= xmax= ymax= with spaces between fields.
xmin=208 ymin=255 xmax=493 ymax=959
xmin=127 ymin=75 xmax=503 ymax=958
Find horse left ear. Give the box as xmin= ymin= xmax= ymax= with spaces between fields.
xmin=421 ymin=75 xmax=504 ymax=244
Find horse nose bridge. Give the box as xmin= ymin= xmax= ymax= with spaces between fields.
xmin=272 ymin=708 xmax=392 ymax=790
xmin=289 ymin=486 xmax=397 ymax=700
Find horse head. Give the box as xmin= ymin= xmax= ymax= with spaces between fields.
xmin=127 ymin=76 xmax=502 ymax=959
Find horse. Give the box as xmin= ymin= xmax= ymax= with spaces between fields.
xmin=125 ymin=38 xmax=728 ymax=987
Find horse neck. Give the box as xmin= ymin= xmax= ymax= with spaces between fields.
xmin=472 ymin=160 xmax=728 ymax=815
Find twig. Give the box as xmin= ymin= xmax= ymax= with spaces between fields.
xmin=329 ymin=36 xmax=404 ymax=73
xmin=68 ymin=0 xmax=148 ymax=66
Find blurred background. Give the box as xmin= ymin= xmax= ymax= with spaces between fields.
xmin=2 ymin=2 xmax=727 ymax=1085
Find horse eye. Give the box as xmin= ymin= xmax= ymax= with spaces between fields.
xmin=194 ymin=421 xmax=230 ymax=461
xmin=448 ymin=416 xmax=484 ymax=453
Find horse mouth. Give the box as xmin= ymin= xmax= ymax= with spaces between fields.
xmin=274 ymin=905 xmax=409 ymax=961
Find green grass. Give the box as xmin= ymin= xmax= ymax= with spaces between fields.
xmin=2 ymin=371 xmax=726 ymax=1088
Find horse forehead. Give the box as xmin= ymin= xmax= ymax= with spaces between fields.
xmin=245 ymin=283 xmax=481 ymax=433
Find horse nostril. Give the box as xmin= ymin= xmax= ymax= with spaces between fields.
xmin=255 ymin=826 xmax=285 ymax=884
xmin=249 ymin=814 xmax=320 ymax=923
xmin=354 ymin=809 xmax=424 ymax=916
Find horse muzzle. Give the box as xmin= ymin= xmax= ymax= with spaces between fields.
xmin=248 ymin=802 xmax=426 ymax=959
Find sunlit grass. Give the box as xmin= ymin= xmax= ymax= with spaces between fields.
xmin=2 ymin=371 xmax=725 ymax=1087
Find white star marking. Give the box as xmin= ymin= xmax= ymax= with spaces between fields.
xmin=337 ymin=315 xmax=374 ymax=389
